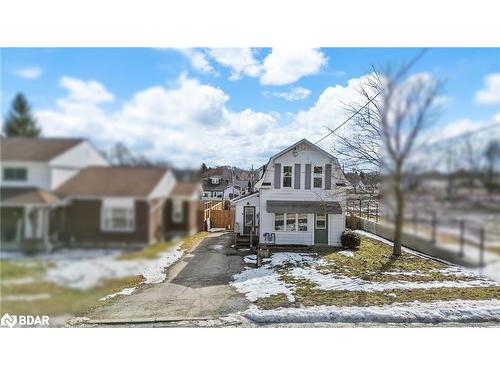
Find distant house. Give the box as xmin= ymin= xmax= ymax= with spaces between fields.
xmin=201 ymin=175 xmax=229 ymax=200
xmin=0 ymin=137 xmax=108 ymax=251
xmin=232 ymin=139 xmax=348 ymax=246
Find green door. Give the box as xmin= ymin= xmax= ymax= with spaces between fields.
xmin=243 ymin=206 xmax=255 ymax=235
xmin=314 ymin=214 xmax=328 ymax=244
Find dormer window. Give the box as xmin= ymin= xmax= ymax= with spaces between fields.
xmin=211 ymin=177 xmax=220 ymax=184
xmin=313 ymin=166 xmax=323 ymax=188
xmin=282 ymin=166 xmax=293 ymax=188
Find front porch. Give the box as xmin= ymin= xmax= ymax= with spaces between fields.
xmin=1 ymin=188 xmax=64 ymax=252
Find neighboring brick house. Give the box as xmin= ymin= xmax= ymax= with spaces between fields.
xmin=163 ymin=182 xmax=203 ymax=236
xmin=55 ymin=166 xmax=177 ymax=248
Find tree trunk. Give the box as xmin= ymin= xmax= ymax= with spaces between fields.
xmin=393 ymin=165 xmax=404 ymax=257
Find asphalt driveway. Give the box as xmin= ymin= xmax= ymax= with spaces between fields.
xmin=87 ymin=232 xmax=249 ymax=324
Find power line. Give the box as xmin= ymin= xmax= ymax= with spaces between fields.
xmin=314 ymin=48 xmax=429 ymax=145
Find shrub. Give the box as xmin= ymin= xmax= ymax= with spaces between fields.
xmin=341 ymin=230 xmax=361 ymax=249
xmin=346 ymin=214 xmax=361 ymax=230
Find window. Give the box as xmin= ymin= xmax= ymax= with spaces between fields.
xmin=212 ymin=191 xmax=222 ymax=198
xmin=203 ymin=192 xmax=210 ymax=198
xmin=313 ymin=166 xmax=323 ymax=188
xmin=298 ymin=213 xmax=308 ymax=231
xmin=102 ymin=206 xmax=135 ymax=232
xmin=283 ymin=165 xmax=292 ymax=187
xmin=274 ymin=213 xmax=285 ymax=231
xmin=172 ymin=200 xmax=183 ymax=223
xmin=315 ymin=214 xmax=326 ymax=229
xmin=211 ymin=177 xmax=220 ymax=184
xmin=3 ymin=168 xmax=27 ymax=181
xmin=275 ymin=213 xmax=308 ymax=232
xmin=286 ymin=214 xmax=297 ymax=231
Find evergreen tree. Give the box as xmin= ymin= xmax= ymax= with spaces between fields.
xmin=2 ymin=93 xmax=41 ymax=137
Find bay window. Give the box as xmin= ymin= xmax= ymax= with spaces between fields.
xmin=274 ymin=213 xmax=308 ymax=232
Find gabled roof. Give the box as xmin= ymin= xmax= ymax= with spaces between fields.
xmin=1 ymin=187 xmax=61 ymax=205
xmin=268 ymin=138 xmax=338 ymax=163
xmin=0 ymin=137 xmax=84 ymax=161
xmin=171 ymin=182 xmax=202 ymax=197
xmin=56 ymin=166 xmax=169 ymax=198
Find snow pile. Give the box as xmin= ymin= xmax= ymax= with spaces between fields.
xmin=245 ymin=299 xmax=500 ymax=324
xmin=43 ymin=244 xmax=182 ymax=289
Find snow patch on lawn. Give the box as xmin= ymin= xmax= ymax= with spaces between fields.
xmin=245 ymin=299 xmax=500 ymax=324
xmin=289 ymin=267 xmax=498 ymax=292
xmin=2 ymin=277 xmax=35 ymax=285
xmin=43 ymin=244 xmax=182 ymax=289
xmin=4 ymin=293 xmax=51 ymax=302
xmin=99 ymin=287 xmax=136 ymax=301
xmin=232 ymin=265 xmax=296 ymax=302
xmin=232 ymin=253 xmax=316 ymax=302
xmin=338 ymin=250 xmax=354 ymax=257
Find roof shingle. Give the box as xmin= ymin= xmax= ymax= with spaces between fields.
xmin=1 ymin=137 xmax=84 ymax=161
xmin=56 ymin=166 xmax=169 ymax=198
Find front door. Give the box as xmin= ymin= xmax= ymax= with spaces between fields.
xmin=314 ymin=214 xmax=328 ymax=244
xmin=243 ymin=206 xmax=255 ymax=235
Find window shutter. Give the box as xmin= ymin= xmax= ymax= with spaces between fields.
xmin=274 ymin=163 xmax=281 ymax=189
xmin=325 ymin=164 xmax=332 ymax=190
xmin=294 ymin=164 xmax=301 ymax=189
xmin=305 ymin=164 xmax=311 ymax=189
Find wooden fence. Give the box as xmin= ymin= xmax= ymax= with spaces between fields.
xmin=198 ymin=201 xmax=235 ymax=230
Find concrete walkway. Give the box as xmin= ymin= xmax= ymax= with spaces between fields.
xmin=87 ymin=232 xmax=249 ymax=324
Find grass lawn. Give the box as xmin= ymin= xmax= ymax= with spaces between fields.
xmin=0 ymin=231 xmax=208 ymax=320
xmin=252 ymin=237 xmax=500 ymax=310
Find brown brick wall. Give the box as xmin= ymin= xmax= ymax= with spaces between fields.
xmin=66 ymin=199 xmax=150 ymax=246
xmin=164 ymin=198 xmax=198 ymax=234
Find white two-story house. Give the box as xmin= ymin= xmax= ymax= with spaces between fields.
xmin=232 ymin=139 xmax=349 ymax=246
xmin=0 ymin=137 xmax=108 ymax=250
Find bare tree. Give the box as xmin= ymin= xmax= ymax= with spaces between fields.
xmin=332 ymin=60 xmax=441 ymax=256
xmin=483 ymin=140 xmax=500 ymax=194
xmin=107 ymin=142 xmax=153 ymax=166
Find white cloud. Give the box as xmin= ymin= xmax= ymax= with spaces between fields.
xmin=268 ymin=87 xmax=312 ymax=101
xmin=260 ymin=48 xmax=328 ymax=85
xmin=38 ymin=71 xmax=464 ymax=169
xmin=203 ymin=48 xmax=327 ymax=85
xmin=475 ymin=73 xmax=500 ymax=104
xmin=176 ymin=48 xmax=215 ymax=74
xmin=15 ymin=66 xmax=43 ymax=80
xmin=60 ymin=76 xmax=115 ymax=103
xmin=208 ymin=48 xmax=262 ymax=80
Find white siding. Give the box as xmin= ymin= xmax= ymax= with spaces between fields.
xmin=258 ymin=140 xmax=347 ymax=246
xmin=233 ymin=194 xmax=260 ymax=235
xmin=1 ymin=161 xmax=51 ymax=189
xmin=49 ymin=141 xmax=109 ymax=189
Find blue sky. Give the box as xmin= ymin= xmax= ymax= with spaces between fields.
xmin=1 ymin=48 xmax=499 ymax=168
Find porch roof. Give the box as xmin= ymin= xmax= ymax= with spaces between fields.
xmin=0 ymin=187 xmax=61 ymax=205
xmin=266 ymin=200 xmax=342 ymax=214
